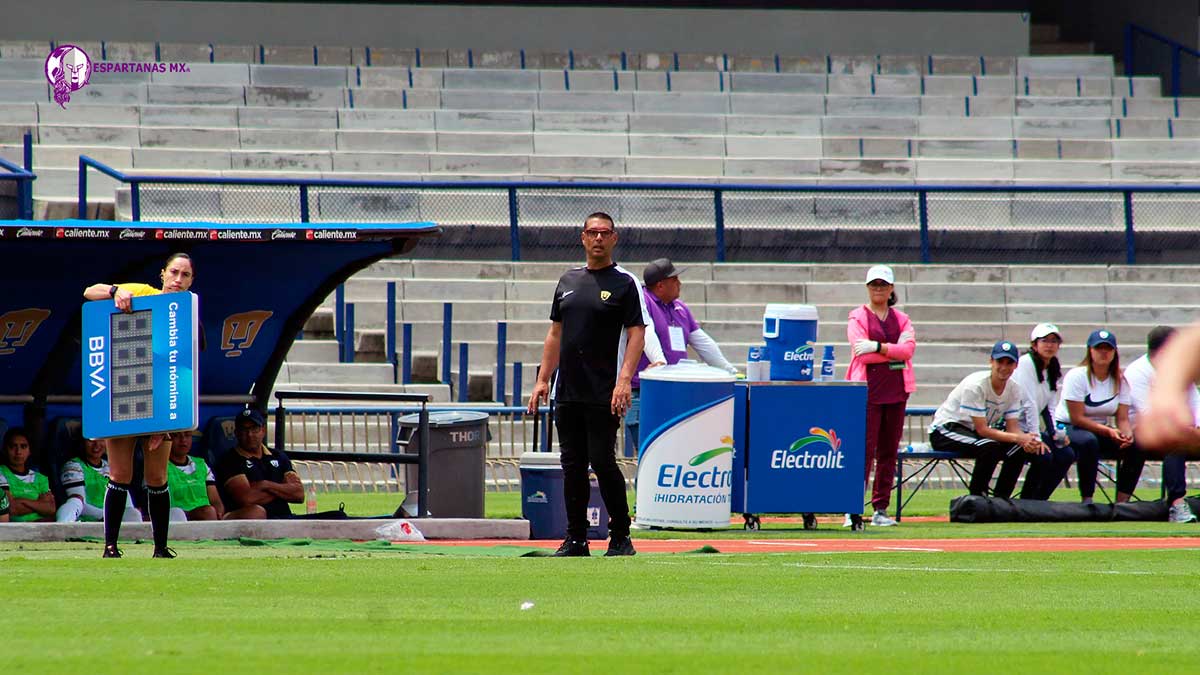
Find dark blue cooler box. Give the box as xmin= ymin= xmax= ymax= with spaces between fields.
xmin=519 ymin=452 xmax=609 ymax=540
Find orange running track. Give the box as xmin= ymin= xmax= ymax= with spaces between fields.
xmin=419 ymin=537 xmax=1200 ymax=554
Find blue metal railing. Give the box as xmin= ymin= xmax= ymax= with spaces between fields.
xmin=1125 ymin=23 xmax=1200 ymax=98
xmin=1 ymin=132 xmax=36 ymax=220
xmin=79 ymin=154 xmax=1200 ymax=265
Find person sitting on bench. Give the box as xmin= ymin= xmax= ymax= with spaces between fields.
xmin=1052 ymin=329 xmax=1143 ymax=505
xmin=929 ymin=340 xmax=1049 ymax=499
xmin=1125 ymin=326 xmax=1197 ymax=523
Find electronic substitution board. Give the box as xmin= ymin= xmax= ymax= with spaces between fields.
xmin=81 ymin=291 xmax=199 ymax=439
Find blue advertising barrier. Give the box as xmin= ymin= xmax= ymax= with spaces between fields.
xmin=731 ymin=381 xmax=867 ymax=516
xmin=81 ymin=291 xmax=199 ymax=438
xmin=636 ymin=362 xmax=736 ymax=529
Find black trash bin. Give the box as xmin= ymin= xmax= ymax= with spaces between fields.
xmin=398 ymin=410 xmax=490 ymax=518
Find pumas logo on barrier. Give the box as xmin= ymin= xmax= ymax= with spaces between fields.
xmin=221 ymin=310 xmax=273 ymax=358
xmin=46 ymin=44 xmax=93 ymax=109
xmin=0 ymin=308 xmax=51 ymax=356
xmin=770 ymin=427 xmax=845 ymax=470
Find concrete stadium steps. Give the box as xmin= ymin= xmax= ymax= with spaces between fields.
xmin=281 ymin=261 xmax=1200 ymax=408
xmin=0 ymin=46 xmax=1113 ymax=72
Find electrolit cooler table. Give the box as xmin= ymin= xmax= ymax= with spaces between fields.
xmin=730 ymin=381 xmax=867 ymax=529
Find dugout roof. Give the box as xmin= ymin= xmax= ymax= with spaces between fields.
xmin=0 ymin=219 xmax=438 ymax=422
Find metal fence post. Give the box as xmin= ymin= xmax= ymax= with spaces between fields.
xmin=513 ymin=361 xmax=522 ymax=414
xmin=131 ymin=181 xmax=141 ymax=221
xmin=299 ymin=184 xmax=310 ymax=223
xmin=274 ymin=403 xmax=286 ymax=453
xmin=508 ymin=187 xmax=521 ymax=261
xmin=1171 ymin=46 xmax=1182 ymax=98
xmin=496 ymin=321 xmax=507 ymax=403
xmin=713 ymin=189 xmax=727 ymax=262
xmin=344 ymin=303 xmax=356 ymax=364
xmin=417 ymin=403 xmax=430 ymax=517
xmin=21 ymin=131 xmax=32 ymax=220
xmin=335 ymin=284 xmax=345 ymax=362
xmin=1123 ymin=24 xmax=1134 ymax=78
xmin=1123 ymin=190 xmax=1136 ymax=265
xmin=441 ymin=302 xmax=453 ymax=384
xmin=401 ymin=323 xmax=413 ymax=384
xmin=386 ymin=281 xmax=397 ymax=383
xmin=458 ymin=343 xmax=469 ymax=402
xmin=77 ymin=157 xmax=87 ymax=220
xmin=918 ymin=190 xmax=931 ymax=263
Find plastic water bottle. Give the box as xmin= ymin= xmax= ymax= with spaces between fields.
xmin=819 ymin=345 xmax=836 ymax=382
xmin=305 ymin=484 xmax=318 ymax=514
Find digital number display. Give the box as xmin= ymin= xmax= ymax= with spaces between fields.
xmin=110 ymin=310 xmax=154 ymax=421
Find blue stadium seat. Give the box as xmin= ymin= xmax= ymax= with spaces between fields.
xmin=203 ymin=416 xmax=238 ymax=465
xmin=47 ymin=417 xmax=84 ymax=505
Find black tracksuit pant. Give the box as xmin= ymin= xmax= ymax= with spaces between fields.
xmin=555 ymin=402 xmax=631 ymax=541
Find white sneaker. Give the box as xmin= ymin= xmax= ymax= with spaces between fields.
xmin=871 ymin=510 xmax=897 ymax=527
xmin=1168 ymin=502 xmax=1198 ymax=524
xmin=842 ymin=513 xmax=854 ymax=528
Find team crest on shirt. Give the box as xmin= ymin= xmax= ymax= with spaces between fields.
xmin=270 ymin=459 xmax=279 ymax=467
xmin=600 ymin=290 xmax=611 ymax=301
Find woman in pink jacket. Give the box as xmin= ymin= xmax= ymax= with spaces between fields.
xmin=846 ymin=265 xmax=916 ymax=528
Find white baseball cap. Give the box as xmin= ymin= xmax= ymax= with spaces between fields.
xmin=1030 ymin=323 xmax=1061 ymax=340
xmin=865 ymin=265 xmax=894 ymax=285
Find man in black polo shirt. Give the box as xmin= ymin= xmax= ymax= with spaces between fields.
xmin=216 ymin=409 xmax=304 ymax=519
xmin=528 ymin=212 xmax=663 ymax=557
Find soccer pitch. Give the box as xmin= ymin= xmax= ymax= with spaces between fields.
xmin=5 ymin=542 xmax=1198 ymax=674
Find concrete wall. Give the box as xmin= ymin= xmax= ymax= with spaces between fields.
xmin=4 ymin=2 xmax=1030 ymax=55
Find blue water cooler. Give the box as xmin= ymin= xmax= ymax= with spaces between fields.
xmin=762 ymin=304 xmax=819 ymax=381
xmin=519 ymin=452 xmax=609 ymax=540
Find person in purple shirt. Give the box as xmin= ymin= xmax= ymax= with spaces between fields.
xmin=625 ymin=258 xmax=739 ymax=456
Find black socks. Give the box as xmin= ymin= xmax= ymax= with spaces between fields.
xmin=103 ymin=481 xmax=131 ymax=547
xmin=146 ymin=483 xmax=171 ymax=550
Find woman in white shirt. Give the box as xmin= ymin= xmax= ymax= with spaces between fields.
xmin=1052 ymin=329 xmax=1144 ymax=504
xmin=1011 ymin=323 xmax=1075 ymax=500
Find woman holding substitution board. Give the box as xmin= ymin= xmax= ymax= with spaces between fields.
xmin=82 ymin=252 xmax=196 ymax=559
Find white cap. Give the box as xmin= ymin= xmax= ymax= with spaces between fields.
xmin=1030 ymin=322 xmax=1061 ymax=340
xmin=865 ymin=265 xmax=894 ymax=285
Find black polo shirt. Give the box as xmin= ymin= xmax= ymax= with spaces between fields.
xmin=550 ymin=263 xmax=647 ymax=404
xmin=216 ymin=445 xmax=296 ymax=519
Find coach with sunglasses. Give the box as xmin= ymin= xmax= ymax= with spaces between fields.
xmin=528 ymin=212 xmax=664 ymax=557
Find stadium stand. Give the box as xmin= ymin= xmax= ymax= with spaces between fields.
xmin=295 ymin=260 xmax=1199 ymax=408
xmin=2 ymin=49 xmax=1199 ymax=214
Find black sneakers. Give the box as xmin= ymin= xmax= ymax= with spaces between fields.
xmin=102 ymin=544 xmax=122 ymax=559
xmin=604 ymin=536 xmax=636 ymax=557
xmin=553 ymin=538 xmax=591 ymax=557
xmin=152 ymin=547 xmax=177 ymax=559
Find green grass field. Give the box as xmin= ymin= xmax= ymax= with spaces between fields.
xmin=6 ymin=486 xmax=1196 ymax=673
xmin=4 ymin=542 xmax=1198 ymax=674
